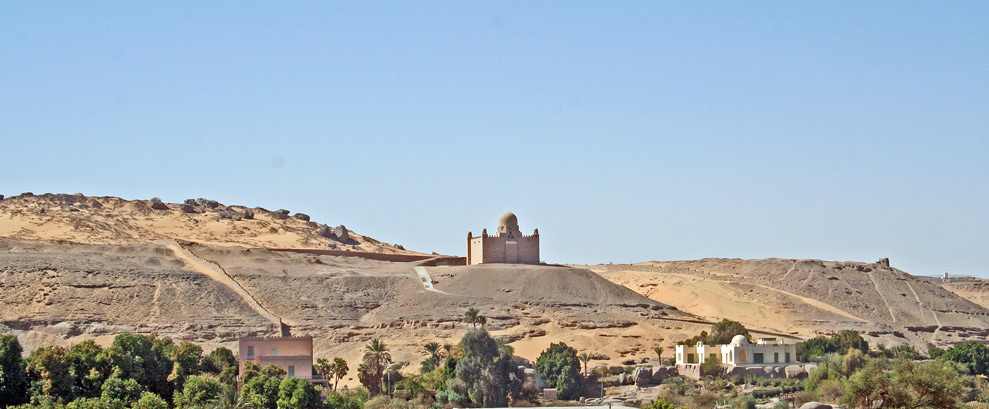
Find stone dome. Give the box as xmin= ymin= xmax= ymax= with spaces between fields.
xmin=498 ymin=211 xmax=518 ymax=227
xmin=730 ymin=335 xmax=750 ymax=346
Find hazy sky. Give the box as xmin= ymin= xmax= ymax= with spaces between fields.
xmin=2 ymin=3 xmax=987 ymax=276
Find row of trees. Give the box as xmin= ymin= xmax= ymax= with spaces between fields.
xmin=0 ymin=334 xmax=361 ymax=409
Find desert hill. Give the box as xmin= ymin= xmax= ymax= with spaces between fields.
xmin=3 ymin=192 xmax=988 ymax=380
xmin=0 ymin=193 xmax=719 ymax=382
xmin=589 ymin=258 xmax=989 ymax=351
xmin=0 ymin=193 xmax=414 ymax=254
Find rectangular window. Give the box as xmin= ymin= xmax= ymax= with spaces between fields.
xmin=247 ymin=346 xmax=254 ymax=360
xmin=774 ymin=353 xmax=779 ymax=363
xmin=754 ymin=353 xmax=764 ymax=364
xmin=271 ymin=349 xmax=276 ymax=356
xmin=688 ymin=353 xmax=696 ymax=364
xmin=288 ymin=366 xmax=295 ymax=377
xmin=786 ymin=353 xmax=791 ymax=363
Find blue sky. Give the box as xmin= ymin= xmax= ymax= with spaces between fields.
xmin=2 ymin=2 xmax=987 ymax=276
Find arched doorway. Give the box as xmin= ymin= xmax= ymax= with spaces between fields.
xmin=739 ymin=350 xmax=747 ymax=363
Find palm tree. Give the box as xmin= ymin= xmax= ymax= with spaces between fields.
xmin=578 ymin=352 xmax=592 ymax=377
xmin=331 ymin=357 xmax=349 ymax=392
xmin=315 ymin=358 xmax=332 ymax=383
xmin=443 ymin=343 xmax=454 ymax=359
xmin=464 ymin=307 xmax=481 ymax=329
xmin=654 ymin=346 xmax=664 ymax=363
xmin=362 ymin=339 xmax=391 ymax=395
xmin=208 ymin=383 xmax=251 ymax=409
xmin=478 ymin=315 xmax=487 ymax=328
xmin=423 ymin=342 xmax=442 ymax=362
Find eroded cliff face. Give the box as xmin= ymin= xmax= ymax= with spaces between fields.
xmin=591 ymin=258 xmax=989 ymax=351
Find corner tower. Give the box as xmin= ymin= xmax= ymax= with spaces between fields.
xmin=467 ymin=212 xmax=539 ymax=265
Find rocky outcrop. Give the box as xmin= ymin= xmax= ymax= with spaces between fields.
xmin=149 ymin=198 xmax=168 ymax=210
xmin=180 ymin=204 xmax=197 ymax=213
xmin=785 ymin=364 xmax=808 ymax=379
xmin=650 ymin=366 xmax=674 ymax=382
xmin=243 ymin=209 xmax=254 ymax=220
xmin=293 ymin=213 xmax=310 ymax=222
xmin=632 ymin=366 xmax=652 ymax=386
xmin=334 ymin=225 xmax=349 ymax=242
xmin=272 ymin=209 xmax=290 ymax=220
xmin=799 ymin=403 xmax=832 ymax=409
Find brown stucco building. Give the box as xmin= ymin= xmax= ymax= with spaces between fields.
xmin=467 ymin=212 xmax=539 ymax=265
xmin=238 ymin=335 xmax=319 ymax=381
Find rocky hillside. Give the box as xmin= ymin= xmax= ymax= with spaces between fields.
xmin=590 ymin=258 xmax=989 ymax=351
xmin=0 ymin=193 xmax=415 ymax=254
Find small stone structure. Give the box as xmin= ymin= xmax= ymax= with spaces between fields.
xmin=467 ymin=212 xmax=539 ymax=265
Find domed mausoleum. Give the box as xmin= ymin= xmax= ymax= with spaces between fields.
xmin=467 ymin=212 xmax=540 ymax=265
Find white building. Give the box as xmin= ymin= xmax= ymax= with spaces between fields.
xmin=675 ymin=335 xmax=797 ymax=367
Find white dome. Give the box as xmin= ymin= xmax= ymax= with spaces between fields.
xmin=498 ymin=212 xmax=518 ymax=227
xmin=730 ymin=335 xmax=750 ymax=346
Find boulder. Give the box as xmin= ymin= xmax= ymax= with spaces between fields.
xmin=798 ymin=403 xmax=832 ymax=409
xmin=650 ymin=366 xmax=672 ymax=382
xmin=0 ymin=195 xmax=4 ymax=201
xmin=725 ymin=366 xmax=746 ymax=378
xmin=621 ymin=359 xmax=636 ymax=366
xmin=273 ymin=209 xmax=290 ymax=220
xmin=785 ymin=365 xmax=808 ymax=379
xmin=617 ymin=373 xmax=630 ymax=385
xmin=293 ymin=213 xmax=310 ymax=222
xmin=334 ymin=225 xmax=350 ymax=242
xmin=804 ymin=364 xmax=819 ymax=374
xmin=180 ymin=204 xmax=198 ymax=213
xmin=632 ymin=366 xmax=652 ymax=385
xmin=243 ymin=209 xmax=254 ymax=220
xmin=197 ymin=198 xmax=220 ymax=209
xmin=218 ymin=211 xmax=232 ymax=219
xmin=184 ymin=199 xmax=197 ymax=206
xmin=232 ymin=213 xmax=244 ymax=221
xmin=149 ymin=197 xmax=168 ymax=210
xmin=590 ymin=352 xmax=611 ymax=360
xmin=318 ymin=224 xmax=332 ymax=238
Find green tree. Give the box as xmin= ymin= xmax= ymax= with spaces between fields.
xmin=463 ymin=308 xmax=483 ymax=329
xmin=361 ymin=339 xmax=391 ymax=396
xmin=455 ymin=329 xmax=522 ymax=407
xmin=699 ymin=355 xmax=721 ymax=377
xmin=261 ymin=365 xmax=287 ymax=378
xmin=844 ymin=359 xmax=964 ymax=409
xmin=201 ymin=348 xmax=236 ymax=375
xmin=173 ymin=375 xmax=223 ymax=408
xmin=0 ymin=334 xmax=28 ymax=407
xmin=578 ymin=352 xmax=592 ymax=377
xmin=534 ymin=342 xmax=584 ymax=400
xmin=325 ymin=388 xmax=369 ymax=409
xmin=423 ymin=342 xmax=442 ymax=362
xmin=26 ymin=345 xmax=76 ymax=403
xmin=242 ymin=374 xmax=280 ymax=409
xmin=330 ymin=358 xmax=348 ymax=392
xmin=100 ymin=376 xmax=145 ymax=404
xmin=939 ymin=341 xmax=989 ymax=376
xmin=653 ymin=346 xmax=664 ymax=362
xmin=167 ymin=342 xmax=203 ymax=392
xmin=647 ymin=397 xmax=679 ymax=409
xmin=67 ymin=340 xmax=111 ymax=399
xmin=132 ymin=392 xmax=168 ymax=409
xmin=276 ymin=377 xmax=322 ymax=409
xmin=106 ymin=334 xmax=173 ymax=402
xmin=210 ymin=383 xmax=251 ymax=409
xmin=832 ymin=330 xmax=868 ymax=354
xmin=708 ymin=319 xmax=751 ymax=345
xmin=65 ymin=397 xmax=127 ymax=409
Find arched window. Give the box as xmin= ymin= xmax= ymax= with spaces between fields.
xmin=739 ymin=350 xmax=747 ymax=362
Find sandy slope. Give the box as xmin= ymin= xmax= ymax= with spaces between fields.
xmin=0 ymin=193 xmax=418 ymax=254
xmin=588 ymin=259 xmax=989 ymax=350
